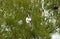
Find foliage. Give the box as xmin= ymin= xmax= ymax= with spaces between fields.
xmin=0 ymin=0 xmax=60 ymax=39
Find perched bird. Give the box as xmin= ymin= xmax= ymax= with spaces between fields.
xmin=26 ymin=13 xmax=32 ymax=23
xmin=26 ymin=12 xmax=33 ymax=30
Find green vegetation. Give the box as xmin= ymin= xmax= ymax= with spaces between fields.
xmin=0 ymin=0 xmax=60 ymax=39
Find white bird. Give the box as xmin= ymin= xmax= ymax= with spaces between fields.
xmin=26 ymin=14 xmax=32 ymax=23
xmin=26 ymin=13 xmax=33 ymax=30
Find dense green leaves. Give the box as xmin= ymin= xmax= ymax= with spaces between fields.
xmin=0 ymin=0 xmax=60 ymax=39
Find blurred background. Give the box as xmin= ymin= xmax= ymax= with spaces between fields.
xmin=0 ymin=0 xmax=60 ymax=39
